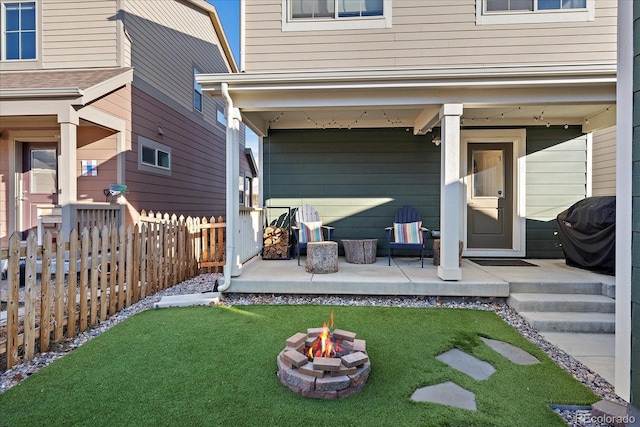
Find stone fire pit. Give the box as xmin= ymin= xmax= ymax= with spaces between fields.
xmin=277 ymin=327 xmax=370 ymax=399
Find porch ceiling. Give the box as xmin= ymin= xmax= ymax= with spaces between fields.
xmin=197 ymin=64 xmax=617 ymax=136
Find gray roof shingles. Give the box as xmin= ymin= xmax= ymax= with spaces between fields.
xmin=0 ymin=67 xmax=132 ymax=90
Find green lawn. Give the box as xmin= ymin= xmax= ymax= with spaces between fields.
xmin=0 ymin=305 xmax=597 ymax=426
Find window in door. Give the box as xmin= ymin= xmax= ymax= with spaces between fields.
xmin=30 ymin=148 xmax=56 ymax=194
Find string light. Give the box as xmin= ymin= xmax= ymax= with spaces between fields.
xmin=282 ymin=104 xmax=611 ymax=131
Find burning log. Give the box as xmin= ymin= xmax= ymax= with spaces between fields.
xmin=262 ymin=226 xmax=290 ymax=259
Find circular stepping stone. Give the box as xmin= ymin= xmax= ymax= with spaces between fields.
xmin=480 ymin=337 xmax=540 ymax=365
xmin=411 ymin=381 xmax=477 ymax=411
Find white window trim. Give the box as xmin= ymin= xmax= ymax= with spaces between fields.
xmin=138 ymin=136 xmax=171 ymax=176
xmin=1 ymin=0 xmax=39 ymax=64
xmin=282 ymin=0 xmax=392 ymax=32
xmin=475 ymin=0 xmax=595 ymax=25
xmin=460 ymin=129 xmax=527 ymax=258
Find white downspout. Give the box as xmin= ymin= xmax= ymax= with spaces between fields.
xmin=219 ymin=82 xmax=242 ymax=292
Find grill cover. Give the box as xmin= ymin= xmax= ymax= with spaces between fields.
xmin=556 ymin=196 xmax=615 ymax=275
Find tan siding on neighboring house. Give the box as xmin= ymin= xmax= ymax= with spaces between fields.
xmin=125 ymin=86 xmax=227 ymax=222
xmin=123 ymin=0 xmax=229 ymax=124
xmin=41 ymin=0 xmax=119 ymax=68
xmin=592 ymin=126 xmax=616 ymax=196
xmin=244 ymin=0 xmax=617 ymax=71
xmin=76 ymin=126 xmax=119 ymax=203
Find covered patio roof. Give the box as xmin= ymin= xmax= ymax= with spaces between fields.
xmin=197 ymin=63 xmax=617 ymax=136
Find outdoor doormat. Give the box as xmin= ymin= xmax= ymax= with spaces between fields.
xmin=469 ymin=259 xmax=538 ymax=267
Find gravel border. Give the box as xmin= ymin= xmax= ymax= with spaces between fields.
xmin=0 ymin=273 xmax=624 ymax=426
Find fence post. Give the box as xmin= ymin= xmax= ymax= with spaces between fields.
xmin=23 ymin=233 xmax=38 ymax=360
xmin=79 ymin=228 xmax=90 ymax=333
xmin=109 ymin=225 xmax=118 ymax=316
xmin=118 ymin=225 xmax=126 ymax=311
xmin=100 ymin=225 xmax=109 ymax=321
xmin=40 ymin=232 xmax=53 ymax=352
xmin=54 ymin=231 xmax=66 ymax=342
xmin=125 ymin=226 xmax=133 ymax=308
xmin=67 ymin=229 xmax=78 ymax=338
xmin=139 ymin=222 xmax=148 ymax=299
xmin=90 ymin=227 xmax=100 ymax=326
xmin=6 ymin=233 xmax=21 ymax=369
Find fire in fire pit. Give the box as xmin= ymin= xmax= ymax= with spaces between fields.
xmin=306 ymin=312 xmax=349 ymax=360
xmin=277 ymin=313 xmax=370 ymax=399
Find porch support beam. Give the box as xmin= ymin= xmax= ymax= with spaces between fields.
xmin=413 ymin=106 xmax=441 ymax=135
xmin=438 ymin=103 xmax=463 ymax=281
xmin=58 ymin=108 xmax=79 ymax=238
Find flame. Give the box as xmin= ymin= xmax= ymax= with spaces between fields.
xmin=307 ymin=311 xmax=343 ymax=360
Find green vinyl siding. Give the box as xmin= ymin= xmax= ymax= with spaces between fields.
xmin=264 ymin=128 xmax=440 ymax=255
xmin=525 ymin=126 xmax=587 ymax=258
xmin=264 ymin=126 xmax=587 ymax=258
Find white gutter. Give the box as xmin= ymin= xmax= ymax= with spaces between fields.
xmin=197 ymin=63 xmax=617 ymax=86
xmin=0 ymin=88 xmax=83 ymax=98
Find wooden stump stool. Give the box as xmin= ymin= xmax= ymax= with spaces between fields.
xmin=432 ymin=239 xmax=463 ymax=266
xmin=305 ymin=241 xmax=338 ymax=274
xmin=342 ymin=239 xmax=377 ymax=264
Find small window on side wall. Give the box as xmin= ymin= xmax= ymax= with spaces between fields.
xmin=138 ymin=136 xmax=171 ymax=176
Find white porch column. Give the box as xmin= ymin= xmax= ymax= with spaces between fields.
xmin=222 ymin=83 xmax=243 ymax=286
xmin=438 ymin=103 xmax=463 ymax=281
xmin=258 ymin=135 xmax=264 ymax=207
xmin=615 ymin=0 xmax=633 ymax=402
xmin=58 ymin=110 xmax=79 ymax=237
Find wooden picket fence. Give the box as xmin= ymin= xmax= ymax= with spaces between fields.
xmin=0 ymin=211 xmax=226 ymax=371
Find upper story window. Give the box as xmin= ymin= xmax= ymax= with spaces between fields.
xmin=2 ymin=1 xmax=36 ymax=60
xmin=194 ymin=67 xmax=203 ymax=113
xmin=486 ymin=0 xmax=586 ymax=12
xmin=283 ymin=0 xmax=392 ymax=32
xmin=477 ymin=0 xmax=594 ymax=24
xmin=291 ymin=0 xmax=383 ymax=19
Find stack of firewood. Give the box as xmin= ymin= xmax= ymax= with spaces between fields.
xmin=263 ymin=226 xmax=290 ymax=259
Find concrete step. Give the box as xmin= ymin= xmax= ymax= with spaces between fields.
xmin=518 ymin=311 xmax=615 ymax=333
xmin=509 ymin=282 xmax=603 ymax=295
xmin=508 ymin=293 xmax=615 ymax=313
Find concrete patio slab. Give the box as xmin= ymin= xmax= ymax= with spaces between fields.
xmin=480 ymin=337 xmax=540 ymax=365
xmin=411 ymin=381 xmax=477 ymax=410
xmin=436 ymin=348 xmax=496 ymax=381
xmin=229 ymin=256 xmax=510 ymax=296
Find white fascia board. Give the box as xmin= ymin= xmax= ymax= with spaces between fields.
xmin=80 ymin=68 xmax=133 ymax=105
xmin=0 ymin=88 xmax=83 ymax=99
xmin=0 ymin=99 xmax=77 ymax=116
xmin=197 ymin=63 xmax=616 ymax=87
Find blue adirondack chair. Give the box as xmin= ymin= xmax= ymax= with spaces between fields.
xmin=385 ymin=205 xmax=430 ymax=267
xmin=292 ymin=204 xmax=335 ymax=265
